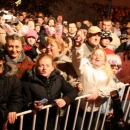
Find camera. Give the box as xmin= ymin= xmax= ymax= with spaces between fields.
xmin=37 ymin=98 xmax=48 ymax=106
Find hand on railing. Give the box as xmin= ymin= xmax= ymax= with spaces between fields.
xmin=7 ymin=112 xmax=17 ymax=124
xmin=86 ymin=91 xmax=99 ymax=101
xmin=55 ymin=98 xmax=66 ymax=108
xmin=34 ymin=101 xmax=43 ymax=111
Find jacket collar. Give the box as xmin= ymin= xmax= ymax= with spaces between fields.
xmin=5 ymin=51 xmax=26 ymax=64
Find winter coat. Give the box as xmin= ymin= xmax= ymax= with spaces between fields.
xmin=22 ymin=69 xmax=78 ymax=130
xmin=0 ymin=64 xmax=23 ymax=125
xmin=22 ymin=69 xmax=78 ymax=110
xmin=115 ymin=42 xmax=130 ymax=53
xmin=5 ymin=51 xmax=34 ymax=80
xmin=72 ymin=45 xmax=117 ymax=111
xmin=24 ymin=45 xmax=38 ymax=60
xmin=83 ymin=42 xmax=100 ymax=58
xmin=107 ymin=32 xmax=121 ymax=51
xmin=54 ymin=53 xmax=79 ymax=87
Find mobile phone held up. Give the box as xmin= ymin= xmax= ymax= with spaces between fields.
xmin=37 ymin=98 xmax=48 ymax=106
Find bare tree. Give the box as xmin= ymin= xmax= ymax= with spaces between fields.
xmin=48 ymin=0 xmax=100 ymax=24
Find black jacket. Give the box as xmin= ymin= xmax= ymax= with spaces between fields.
xmin=115 ymin=42 xmax=130 ymax=53
xmin=22 ymin=69 xmax=78 ymax=110
xmin=0 ymin=64 xmax=23 ymax=125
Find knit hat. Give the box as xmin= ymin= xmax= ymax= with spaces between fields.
xmin=101 ymin=31 xmax=113 ymax=42
xmin=107 ymin=54 xmax=122 ymax=67
xmin=80 ymin=24 xmax=89 ymax=31
xmin=119 ymin=33 xmax=128 ymax=40
xmin=88 ymin=26 xmax=101 ymax=34
xmin=26 ymin=30 xmax=38 ymax=40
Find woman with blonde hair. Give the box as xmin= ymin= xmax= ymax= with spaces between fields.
xmin=46 ymin=36 xmax=82 ymax=91
xmin=69 ymin=32 xmax=118 ymax=130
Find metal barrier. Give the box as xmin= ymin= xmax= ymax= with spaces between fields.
xmin=3 ymin=86 xmax=130 ymax=130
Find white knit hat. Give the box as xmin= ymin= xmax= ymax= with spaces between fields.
xmin=107 ymin=54 xmax=122 ymax=66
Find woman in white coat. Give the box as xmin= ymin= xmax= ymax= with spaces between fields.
xmin=70 ymin=29 xmax=117 ymax=130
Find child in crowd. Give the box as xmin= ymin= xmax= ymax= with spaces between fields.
xmin=24 ymin=30 xmax=39 ymax=60
xmin=107 ymin=54 xmax=128 ymax=96
xmin=100 ymin=31 xmax=115 ymax=55
xmin=101 ymin=54 xmax=128 ymax=114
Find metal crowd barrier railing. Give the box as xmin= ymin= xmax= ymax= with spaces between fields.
xmin=3 ymin=86 xmax=130 ymax=130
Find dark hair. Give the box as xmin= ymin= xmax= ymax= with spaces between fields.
xmin=0 ymin=50 xmax=5 ymax=60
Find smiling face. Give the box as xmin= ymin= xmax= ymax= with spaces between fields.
xmin=91 ymin=49 xmax=106 ymax=67
xmin=46 ymin=37 xmax=62 ymax=58
xmin=36 ymin=55 xmax=55 ymax=77
xmin=6 ymin=39 xmax=23 ymax=60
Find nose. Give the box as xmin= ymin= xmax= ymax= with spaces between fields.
xmin=96 ymin=55 xmax=99 ymax=58
xmin=12 ymin=47 xmax=16 ymax=52
xmin=95 ymin=34 xmax=100 ymax=39
xmin=46 ymin=44 xmax=50 ymax=48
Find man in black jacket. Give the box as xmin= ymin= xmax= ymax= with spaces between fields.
xmin=0 ymin=50 xmax=23 ymax=130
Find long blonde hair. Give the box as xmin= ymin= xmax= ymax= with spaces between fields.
xmin=90 ymin=48 xmax=113 ymax=84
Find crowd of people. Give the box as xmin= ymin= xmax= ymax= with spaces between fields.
xmin=0 ymin=2 xmax=130 ymax=130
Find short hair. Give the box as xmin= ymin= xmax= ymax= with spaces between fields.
xmin=37 ymin=16 xmax=44 ymax=20
xmin=0 ymin=50 xmax=5 ymax=60
xmin=68 ymin=22 xmax=77 ymax=29
xmin=103 ymin=18 xmax=112 ymax=23
xmin=27 ymin=19 xmax=35 ymax=25
xmin=6 ymin=34 xmax=25 ymax=46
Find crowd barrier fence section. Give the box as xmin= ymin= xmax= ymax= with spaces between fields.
xmin=3 ymin=86 xmax=130 ymax=130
